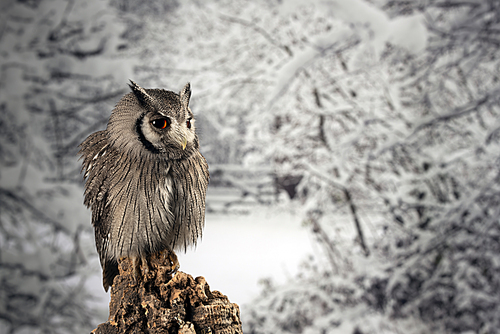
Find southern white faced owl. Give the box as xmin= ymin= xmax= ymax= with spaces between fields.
xmin=79 ymin=81 xmax=209 ymax=291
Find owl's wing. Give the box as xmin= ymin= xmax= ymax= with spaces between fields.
xmin=79 ymin=130 xmax=117 ymax=291
xmin=80 ymin=131 xmax=109 ymax=208
xmin=170 ymin=151 xmax=210 ymax=251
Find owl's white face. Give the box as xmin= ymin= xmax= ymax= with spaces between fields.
xmin=141 ymin=106 xmax=197 ymax=155
xmin=106 ymin=81 xmax=198 ymax=161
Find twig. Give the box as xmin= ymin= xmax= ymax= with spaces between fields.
xmin=219 ymin=13 xmax=293 ymax=56
xmin=309 ymin=216 xmax=340 ymax=274
xmin=301 ymin=162 xmax=370 ymax=257
xmin=408 ymin=94 xmax=490 ymax=138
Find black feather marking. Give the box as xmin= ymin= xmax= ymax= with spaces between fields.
xmin=116 ymin=166 xmax=137 ymax=257
xmin=129 ymin=182 xmax=138 ymax=255
xmin=143 ymin=167 xmax=153 ymax=253
xmin=135 ymin=114 xmax=161 ymax=154
xmin=140 ymin=162 xmax=154 ymax=255
xmin=186 ymin=165 xmax=196 ymax=243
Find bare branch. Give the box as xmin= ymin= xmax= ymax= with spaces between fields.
xmin=301 ymin=162 xmax=370 ymax=257
xmin=219 ymin=13 xmax=293 ymax=57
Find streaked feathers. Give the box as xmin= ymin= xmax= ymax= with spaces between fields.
xmin=79 ymin=81 xmax=209 ymax=291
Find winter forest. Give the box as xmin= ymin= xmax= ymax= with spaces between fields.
xmin=1 ymin=0 xmax=500 ymax=333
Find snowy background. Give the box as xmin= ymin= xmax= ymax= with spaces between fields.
xmin=2 ymin=0 xmax=500 ymax=333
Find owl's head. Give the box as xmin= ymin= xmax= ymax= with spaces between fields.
xmin=107 ymin=80 xmax=199 ymax=160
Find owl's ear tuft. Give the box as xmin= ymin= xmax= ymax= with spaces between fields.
xmin=128 ymin=80 xmax=154 ymax=107
xmin=179 ymin=82 xmax=191 ymax=109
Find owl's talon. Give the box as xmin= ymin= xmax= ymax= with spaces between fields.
xmin=130 ymin=256 xmax=151 ymax=286
xmin=141 ymin=257 xmax=150 ymax=278
xmin=168 ymin=251 xmax=180 ymax=274
xmin=132 ymin=256 xmax=140 ymax=286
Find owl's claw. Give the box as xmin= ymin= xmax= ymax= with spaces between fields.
xmin=131 ymin=256 xmax=151 ymax=286
xmin=141 ymin=256 xmax=151 ymax=277
xmin=168 ymin=251 xmax=180 ymax=274
xmin=131 ymin=256 xmax=140 ymax=286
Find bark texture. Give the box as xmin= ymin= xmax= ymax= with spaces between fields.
xmin=91 ymin=251 xmax=242 ymax=334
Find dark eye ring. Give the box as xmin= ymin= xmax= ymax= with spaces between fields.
xmin=186 ymin=118 xmax=192 ymax=129
xmin=151 ymin=118 xmax=170 ymax=129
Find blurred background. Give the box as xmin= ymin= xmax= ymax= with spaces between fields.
xmin=1 ymin=0 xmax=500 ymax=333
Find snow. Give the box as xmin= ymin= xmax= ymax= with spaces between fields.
xmin=179 ymin=208 xmax=315 ymax=306
xmin=328 ymin=0 xmax=428 ymax=56
xmin=277 ymin=0 xmax=428 ymax=59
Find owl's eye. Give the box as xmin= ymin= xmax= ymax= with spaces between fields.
xmin=186 ymin=118 xmax=192 ymax=129
xmin=151 ymin=118 xmax=170 ymax=129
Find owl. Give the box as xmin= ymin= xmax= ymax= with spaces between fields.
xmin=79 ymin=81 xmax=209 ymax=291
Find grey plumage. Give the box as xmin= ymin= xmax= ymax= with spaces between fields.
xmin=79 ymin=81 xmax=209 ymax=291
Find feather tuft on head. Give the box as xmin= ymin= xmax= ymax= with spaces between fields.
xmin=179 ymin=82 xmax=191 ymax=109
xmin=128 ymin=80 xmax=155 ymax=107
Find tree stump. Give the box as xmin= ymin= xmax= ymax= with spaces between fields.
xmin=91 ymin=250 xmax=242 ymax=334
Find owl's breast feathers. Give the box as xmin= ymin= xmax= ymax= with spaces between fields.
xmin=79 ymin=130 xmax=209 ymax=272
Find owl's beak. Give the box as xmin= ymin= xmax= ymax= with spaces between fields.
xmin=181 ymin=137 xmax=187 ymax=150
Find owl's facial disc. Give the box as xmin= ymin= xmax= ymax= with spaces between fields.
xmin=140 ymin=111 xmax=194 ymax=155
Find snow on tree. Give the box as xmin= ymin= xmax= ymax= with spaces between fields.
xmin=2 ymin=0 xmax=500 ymax=332
xmin=0 ymin=0 xmax=138 ymax=332
xmin=379 ymin=1 xmax=500 ymax=332
xmin=234 ymin=0 xmax=500 ymax=333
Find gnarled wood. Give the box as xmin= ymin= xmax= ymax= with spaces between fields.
xmin=91 ymin=250 xmax=242 ymax=334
